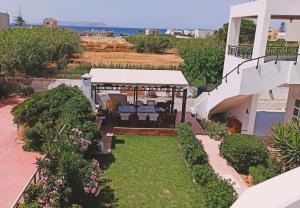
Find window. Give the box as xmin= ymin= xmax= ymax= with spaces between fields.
xmin=292 ymin=99 xmax=300 ymax=120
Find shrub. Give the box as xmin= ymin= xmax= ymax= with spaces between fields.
xmin=192 ymin=164 xmax=217 ymax=186
xmin=127 ymin=34 xmax=175 ymax=54
xmin=177 ymin=123 xmax=208 ymax=167
xmin=220 ymin=134 xmax=268 ymax=173
xmin=73 ymin=64 xmax=92 ymax=74
xmin=203 ymin=178 xmax=237 ymax=208
xmin=200 ymin=119 xmax=228 ymax=141
xmin=272 ymin=120 xmax=300 ymax=170
xmin=249 ymin=159 xmax=282 ymax=185
xmin=19 ymin=87 xmax=35 ymax=97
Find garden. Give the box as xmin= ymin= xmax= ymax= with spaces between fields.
xmin=199 ymin=118 xmax=300 ymax=186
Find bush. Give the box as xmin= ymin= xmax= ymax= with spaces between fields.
xmin=73 ymin=64 xmax=92 ymax=74
xmin=19 ymin=87 xmax=35 ymax=97
xmin=192 ymin=164 xmax=217 ymax=186
xmin=0 ymin=83 xmax=9 ymax=98
xmin=200 ymin=119 xmax=228 ymax=141
xmin=23 ymin=123 xmax=48 ymax=151
xmin=203 ymin=178 xmax=237 ymax=208
xmin=220 ymin=134 xmax=268 ymax=173
xmin=272 ymin=119 xmax=300 ymax=170
xmin=177 ymin=123 xmax=208 ymax=167
xmin=249 ymin=159 xmax=282 ymax=185
xmin=127 ymin=34 xmax=175 ymax=54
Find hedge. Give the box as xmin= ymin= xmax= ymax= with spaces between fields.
xmin=199 ymin=119 xmax=228 ymax=141
xmin=249 ymin=159 xmax=282 ymax=185
xmin=220 ymin=134 xmax=268 ymax=173
xmin=177 ymin=123 xmax=237 ymax=208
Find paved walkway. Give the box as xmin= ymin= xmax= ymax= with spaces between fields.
xmin=176 ymin=112 xmax=206 ymax=135
xmin=196 ymin=135 xmax=248 ymax=195
xmin=0 ymin=97 xmax=41 ymax=207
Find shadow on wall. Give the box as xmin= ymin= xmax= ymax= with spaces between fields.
xmin=253 ymin=111 xmax=285 ymax=137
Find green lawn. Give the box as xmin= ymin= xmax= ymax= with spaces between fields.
xmin=98 ymin=136 xmax=204 ymax=208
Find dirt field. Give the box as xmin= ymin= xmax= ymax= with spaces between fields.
xmin=69 ymin=36 xmax=183 ymax=68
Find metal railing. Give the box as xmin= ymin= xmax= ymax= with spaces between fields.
xmin=207 ymin=53 xmax=300 ymax=94
xmin=228 ymin=45 xmax=299 ymax=60
xmin=12 ymin=166 xmax=42 ymax=208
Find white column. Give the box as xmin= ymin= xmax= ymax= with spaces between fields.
xmin=226 ymin=17 xmax=241 ymax=51
xmin=247 ymin=94 xmax=259 ymax=134
xmin=82 ymin=73 xmax=92 ymax=100
xmin=251 ymin=7 xmax=271 ymax=58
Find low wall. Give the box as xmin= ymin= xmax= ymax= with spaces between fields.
xmin=5 ymin=77 xmax=82 ymax=91
xmin=113 ymin=127 xmax=177 ymax=136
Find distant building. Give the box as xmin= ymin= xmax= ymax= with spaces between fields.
xmin=81 ymin=29 xmax=114 ymax=37
xmin=194 ymin=29 xmax=214 ymax=38
xmin=268 ymin=27 xmax=279 ymax=41
xmin=0 ymin=11 xmax=9 ymax=30
xmin=43 ymin=18 xmax=58 ymax=28
xmin=144 ymin=28 xmax=159 ymax=35
xmin=183 ymin=29 xmax=195 ymax=36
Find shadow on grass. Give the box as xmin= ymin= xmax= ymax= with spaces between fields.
xmin=97 ymin=154 xmax=116 ymax=171
xmin=111 ymin=136 xmax=125 ymax=150
xmin=82 ymin=179 xmax=119 ymax=208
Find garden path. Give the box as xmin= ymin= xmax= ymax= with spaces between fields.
xmin=0 ymin=97 xmax=41 ymax=207
xmin=196 ymin=135 xmax=248 ymax=195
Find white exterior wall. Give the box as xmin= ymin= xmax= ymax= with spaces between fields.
xmin=195 ymin=0 xmax=300 ymax=134
xmin=284 ymin=85 xmax=300 ymax=122
xmin=0 ymin=12 xmax=9 ymax=29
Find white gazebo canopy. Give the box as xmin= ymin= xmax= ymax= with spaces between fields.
xmin=89 ymin=68 xmax=189 ymax=88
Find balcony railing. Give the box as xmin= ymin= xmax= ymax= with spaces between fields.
xmin=228 ymin=45 xmax=253 ymax=59
xmin=228 ymin=45 xmax=299 ymax=60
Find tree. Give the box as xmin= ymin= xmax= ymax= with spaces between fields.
xmin=215 ymin=19 xmax=257 ymax=45
xmin=14 ymin=16 xmax=26 ymax=27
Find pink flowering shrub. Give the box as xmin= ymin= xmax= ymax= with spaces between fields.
xmin=23 ymin=128 xmax=102 ymax=207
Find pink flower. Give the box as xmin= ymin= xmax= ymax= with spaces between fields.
xmin=95 ymin=189 xmax=100 ymax=197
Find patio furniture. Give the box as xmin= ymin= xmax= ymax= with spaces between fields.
xmin=149 ymin=113 xmax=159 ymax=127
xmin=119 ymin=105 xmax=136 ymax=113
xmin=120 ymin=113 xmax=130 ymax=126
xmin=137 ymin=101 xmax=143 ymax=106
xmin=138 ymin=113 xmax=148 ymax=121
xmin=137 ymin=106 xmax=156 ymax=113
xmin=147 ymin=100 xmax=156 ymax=106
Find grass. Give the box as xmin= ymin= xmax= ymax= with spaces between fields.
xmin=98 ymin=136 xmax=204 ymax=208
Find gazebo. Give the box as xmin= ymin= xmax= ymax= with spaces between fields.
xmin=82 ymin=69 xmax=189 ymax=129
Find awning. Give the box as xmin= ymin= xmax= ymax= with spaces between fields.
xmin=89 ymin=68 xmax=189 ymax=88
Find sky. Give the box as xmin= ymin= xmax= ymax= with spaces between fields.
xmin=0 ymin=0 xmax=247 ymax=29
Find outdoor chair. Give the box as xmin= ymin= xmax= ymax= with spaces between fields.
xmin=137 ymin=101 xmax=144 ymax=106
xmin=138 ymin=113 xmax=148 ymax=127
xmin=120 ymin=113 xmax=130 ymax=127
xmin=147 ymin=100 xmax=156 ymax=106
xmin=148 ymin=113 xmax=159 ymax=127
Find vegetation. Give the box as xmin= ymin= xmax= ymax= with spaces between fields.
xmin=220 ymin=134 xmax=268 ymax=173
xmin=177 ymin=124 xmax=237 ymax=208
xmin=126 ymin=34 xmax=175 ymax=53
xmin=0 ymin=27 xmax=81 ymax=77
xmin=99 ymin=136 xmax=205 ymax=207
xmin=272 ymin=119 xmax=300 ymax=170
xmin=215 ymin=19 xmax=256 ymax=44
xmin=249 ymin=159 xmax=282 ymax=185
xmin=199 ymin=119 xmax=228 ymax=141
xmin=12 ymin=85 xmax=103 ymax=207
xmin=12 ymin=85 xmax=100 ymax=152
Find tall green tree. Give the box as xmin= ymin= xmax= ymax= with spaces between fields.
xmin=14 ymin=16 xmax=26 ymax=27
xmin=215 ymin=19 xmax=256 ymax=45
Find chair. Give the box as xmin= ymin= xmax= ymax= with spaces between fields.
xmin=120 ymin=113 xmax=130 ymax=127
xmin=137 ymin=101 xmax=144 ymax=106
xmin=149 ymin=113 xmax=159 ymax=127
xmin=147 ymin=100 xmax=156 ymax=106
xmin=138 ymin=113 xmax=148 ymax=127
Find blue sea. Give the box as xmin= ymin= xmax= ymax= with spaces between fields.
xmin=59 ymin=26 xmax=167 ymax=36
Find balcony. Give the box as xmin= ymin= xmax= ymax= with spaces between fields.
xmin=228 ymin=45 xmax=299 ymax=62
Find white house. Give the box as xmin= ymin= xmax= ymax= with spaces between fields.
xmin=0 ymin=11 xmax=9 ymax=30
xmin=194 ymin=0 xmax=300 ymax=135
xmin=194 ymin=29 xmax=214 ymax=38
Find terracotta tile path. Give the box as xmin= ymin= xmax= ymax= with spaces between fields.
xmin=0 ymin=97 xmax=41 ymax=207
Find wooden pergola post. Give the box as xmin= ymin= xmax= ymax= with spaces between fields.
xmin=181 ymin=88 xmax=188 ymax=123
